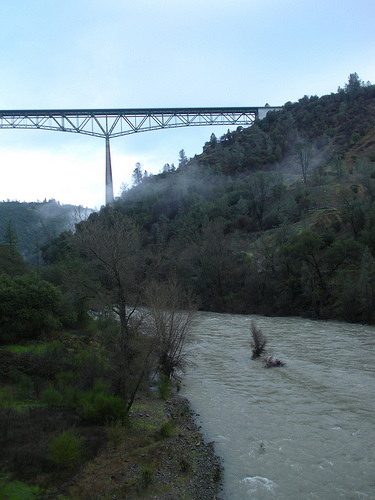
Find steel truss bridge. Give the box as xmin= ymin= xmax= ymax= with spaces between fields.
xmin=0 ymin=106 xmax=280 ymax=205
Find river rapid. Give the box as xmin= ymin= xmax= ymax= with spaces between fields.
xmin=181 ymin=312 xmax=375 ymax=499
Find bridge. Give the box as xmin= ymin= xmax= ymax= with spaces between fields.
xmin=0 ymin=106 xmax=281 ymax=204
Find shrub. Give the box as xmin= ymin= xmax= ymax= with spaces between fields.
xmin=141 ymin=467 xmax=153 ymax=487
xmin=0 ymin=405 xmax=15 ymax=442
xmin=42 ymin=385 xmax=64 ymax=407
xmin=0 ymin=473 xmax=42 ymax=499
xmin=250 ymin=321 xmax=267 ymax=359
xmin=0 ymin=273 xmax=62 ymax=343
xmin=157 ymin=374 xmax=170 ymax=400
xmin=73 ymin=350 xmax=109 ymax=391
xmin=106 ymin=419 xmax=128 ymax=447
xmin=77 ymin=391 xmax=127 ymax=424
xmin=16 ymin=374 xmax=34 ymax=400
xmin=159 ymin=421 xmax=175 ymax=438
xmin=48 ymin=429 xmax=84 ymax=469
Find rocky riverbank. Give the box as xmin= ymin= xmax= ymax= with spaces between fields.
xmin=63 ymin=391 xmax=224 ymax=499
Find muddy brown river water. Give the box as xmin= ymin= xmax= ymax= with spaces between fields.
xmin=182 ymin=312 xmax=375 ymax=499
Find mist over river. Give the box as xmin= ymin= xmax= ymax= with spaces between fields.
xmin=181 ymin=313 xmax=375 ymax=499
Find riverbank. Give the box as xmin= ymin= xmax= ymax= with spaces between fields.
xmin=64 ymin=391 xmax=224 ymax=499
xmin=0 ymin=385 xmax=223 ymax=499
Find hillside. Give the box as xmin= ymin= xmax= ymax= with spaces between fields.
xmin=2 ymin=74 xmax=375 ymax=323
xmin=111 ymin=74 xmax=375 ymax=323
xmin=0 ymin=200 xmax=90 ymax=264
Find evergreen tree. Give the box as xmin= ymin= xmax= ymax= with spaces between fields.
xmin=3 ymin=219 xmax=18 ymax=247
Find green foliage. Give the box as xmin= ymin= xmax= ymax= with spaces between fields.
xmin=76 ymin=385 xmax=127 ymax=424
xmin=3 ymin=220 xmax=18 ymax=247
xmin=159 ymin=421 xmax=175 ymax=438
xmin=141 ymin=467 xmax=153 ymax=488
xmin=0 ymin=245 xmax=28 ymax=276
xmin=0 ymin=200 xmax=79 ymax=264
xmin=106 ymin=419 xmax=128 ymax=446
xmin=48 ymin=428 xmax=84 ymax=469
xmin=0 ymin=273 xmax=62 ymax=343
xmin=16 ymin=374 xmax=35 ymax=400
xmin=42 ymin=384 xmax=64 ymax=407
xmin=157 ymin=375 xmax=170 ymax=400
xmin=0 ymin=473 xmax=43 ymax=500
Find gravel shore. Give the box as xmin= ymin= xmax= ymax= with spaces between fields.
xmin=65 ymin=391 xmax=224 ymax=499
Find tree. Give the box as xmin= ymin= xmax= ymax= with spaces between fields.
xmin=250 ymin=321 xmax=267 ymax=359
xmin=332 ymin=155 xmax=344 ymax=182
xmin=282 ymin=230 xmax=327 ymax=316
xmin=177 ymin=219 xmax=238 ymax=312
xmin=72 ymin=209 xmax=146 ymax=400
xmin=0 ymin=245 xmax=28 ymax=277
xmin=145 ymin=279 xmax=196 ymax=380
xmin=294 ymin=141 xmax=313 ymax=184
xmin=75 ymin=210 xmax=143 ymax=340
xmin=0 ymin=273 xmax=62 ymax=343
xmin=344 ymin=72 xmax=363 ymax=94
xmin=132 ymin=162 xmax=144 ymax=186
xmin=248 ymin=171 xmax=277 ymax=229
xmin=339 ymin=188 xmax=367 ymax=239
xmin=178 ymin=149 xmax=189 ymax=169
xmin=3 ymin=219 xmax=18 ymax=247
xmin=358 ymin=246 xmax=375 ymax=323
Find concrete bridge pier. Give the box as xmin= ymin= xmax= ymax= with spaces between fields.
xmin=105 ymin=135 xmax=114 ymax=205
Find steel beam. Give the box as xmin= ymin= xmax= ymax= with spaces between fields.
xmin=0 ymin=107 xmax=264 ymax=138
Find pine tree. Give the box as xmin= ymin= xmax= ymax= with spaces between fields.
xmin=3 ymin=220 xmax=18 ymax=247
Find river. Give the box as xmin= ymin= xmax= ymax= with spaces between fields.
xmin=181 ymin=312 xmax=375 ymax=499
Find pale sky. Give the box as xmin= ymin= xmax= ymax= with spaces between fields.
xmin=0 ymin=0 xmax=374 ymax=209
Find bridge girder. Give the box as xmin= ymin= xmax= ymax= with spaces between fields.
xmin=0 ymin=107 xmax=264 ymax=138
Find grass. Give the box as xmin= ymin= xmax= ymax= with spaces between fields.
xmin=0 ymin=474 xmax=44 ymax=500
xmin=3 ymin=343 xmax=49 ymax=354
xmin=0 ymin=335 xmax=222 ymax=499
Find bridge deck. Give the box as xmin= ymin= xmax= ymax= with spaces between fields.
xmin=0 ymin=106 xmax=279 ymax=138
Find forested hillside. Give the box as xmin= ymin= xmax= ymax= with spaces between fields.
xmin=4 ymin=73 xmax=375 ymax=324
xmin=104 ymin=73 xmax=375 ymax=323
xmin=0 ymin=200 xmax=88 ymax=264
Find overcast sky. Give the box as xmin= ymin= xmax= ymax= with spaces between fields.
xmin=1 ymin=0 xmax=374 ymax=209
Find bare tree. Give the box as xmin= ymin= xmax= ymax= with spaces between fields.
xmin=145 ymin=279 xmax=196 ymax=381
xmin=250 ymin=321 xmax=267 ymax=359
xmin=294 ymin=141 xmax=313 ymax=184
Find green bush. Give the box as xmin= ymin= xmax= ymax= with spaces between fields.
xmin=77 ymin=390 xmax=127 ymax=424
xmin=16 ymin=374 xmax=35 ymax=400
xmin=0 ymin=473 xmax=42 ymax=499
xmin=106 ymin=419 xmax=128 ymax=447
xmin=48 ymin=429 xmax=84 ymax=469
xmin=141 ymin=467 xmax=153 ymax=487
xmin=0 ymin=273 xmax=62 ymax=343
xmin=159 ymin=421 xmax=175 ymax=438
xmin=42 ymin=385 xmax=64 ymax=407
xmin=72 ymin=350 xmax=109 ymax=390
